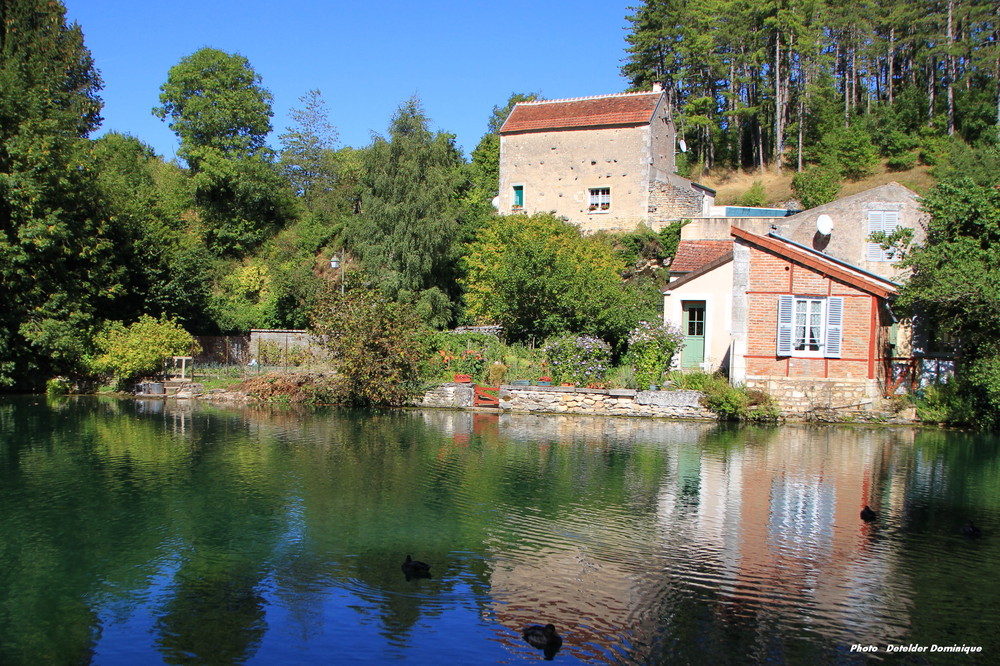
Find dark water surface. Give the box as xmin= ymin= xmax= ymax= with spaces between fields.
xmin=1 ymin=396 xmax=998 ymax=664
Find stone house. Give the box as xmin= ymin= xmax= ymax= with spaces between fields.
xmin=497 ymin=86 xmax=714 ymax=233
xmin=728 ymin=227 xmax=899 ymax=414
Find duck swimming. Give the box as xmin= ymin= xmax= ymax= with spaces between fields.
xmin=961 ymin=521 xmax=981 ymax=537
xmin=401 ymin=555 xmax=431 ymax=579
xmin=523 ymin=623 xmax=562 ymax=660
xmin=860 ymin=505 xmax=877 ymax=521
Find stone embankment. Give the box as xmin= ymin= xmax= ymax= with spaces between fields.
xmin=418 ymin=383 xmax=716 ymax=420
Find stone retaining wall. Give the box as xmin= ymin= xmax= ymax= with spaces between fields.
xmin=744 ymin=376 xmax=881 ymax=416
xmin=418 ymin=383 xmax=716 ymax=420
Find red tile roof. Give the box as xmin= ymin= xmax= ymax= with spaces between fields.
xmin=499 ymin=91 xmax=663 ymax=134
xmin=670 ymin=240 xmax=733 ymax=273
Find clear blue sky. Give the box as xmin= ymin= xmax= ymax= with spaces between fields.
xmin=64 ymin=0 xmax=636 ymax=161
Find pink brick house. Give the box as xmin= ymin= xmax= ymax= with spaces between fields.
xmin=728 ymin=227 xmax=899 ymax=414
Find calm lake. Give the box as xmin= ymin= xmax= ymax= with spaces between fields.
xmin=1 ymin=396 xmax=998 ymax=665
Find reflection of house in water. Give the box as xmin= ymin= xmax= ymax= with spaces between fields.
xmin=476 ymin=421 xmax=920 ymax=660
xmin=689 ymin=427 xmax=916 ymax=645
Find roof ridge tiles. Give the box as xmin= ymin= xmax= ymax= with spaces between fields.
xmin=518 ymin=90 xmax=660 ymax=106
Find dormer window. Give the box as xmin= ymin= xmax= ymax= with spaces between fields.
xmin=588 ymin=187 xmax=610 ymax=212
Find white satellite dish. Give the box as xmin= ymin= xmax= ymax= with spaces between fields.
xmin=816 ymin=214 xmax=833 ymax=236
xmin=678 ymin=139 xmax=687 ymax=153
xmin=491 ymin=196 xmax=500 ymax=211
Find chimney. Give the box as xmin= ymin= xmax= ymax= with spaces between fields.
xmin=652 ymin=82 xmax=663 ymax=93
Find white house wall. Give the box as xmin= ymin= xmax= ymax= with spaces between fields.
xmin=663 ymin=260 xmax=734 ymax=373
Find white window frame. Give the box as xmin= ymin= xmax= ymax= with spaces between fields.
xmin=866 ymin=210 xmax=900 ymax=262
xmin=588 ymin=187 xmax=611 ymax=213
xmin=777 ymin=295 xmax=843 ymax=358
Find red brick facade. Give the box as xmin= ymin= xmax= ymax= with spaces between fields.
xmin=732 ymin=227 xmax=899 ymax=412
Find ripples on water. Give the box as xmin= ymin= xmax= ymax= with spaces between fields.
xmin=1 ymin=398 xmax=999 ymax=664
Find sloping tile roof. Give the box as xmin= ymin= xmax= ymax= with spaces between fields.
xmin=731 ymin=227 xmax=898 ymax=299
xmin=499 ymin=91 xmax=662 ymax=134
xmin=670 ymin=240 xmax=733 ymax=273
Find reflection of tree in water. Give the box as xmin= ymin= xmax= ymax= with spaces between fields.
xmin=156 ymin=567 xmax=266 ymax=664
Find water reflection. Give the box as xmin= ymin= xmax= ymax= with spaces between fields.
xmin=0 ymin=397 xmax=997 ymax=664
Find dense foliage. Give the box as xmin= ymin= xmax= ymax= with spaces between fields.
xmin=461 ymin=213 xmax=635 ymax=347
xmin=0 ymin=0 xmax=120 ymax=387
xmin=310 ymin=288 xmax=429 ymax=407
xmin=898 ymin=179 xmax=1000 ymax=428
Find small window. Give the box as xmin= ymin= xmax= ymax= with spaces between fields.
xmin=512 ymin=185 xmax=524 ymax=209
xmin=866 ymin=211 xmax=899 ymax=262
xmin=588 ymin=187 xmax=610 ymax=212
xmin=777 ymin=295 xmax=843 ymax=358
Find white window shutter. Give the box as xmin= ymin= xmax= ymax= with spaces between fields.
xmin=777 ymin=295 xmax=794 ymax=356
xmin=866 ymin=212 xmax=884 ymax=262
xmin=824 ymin=297 xmax=844 ymax=358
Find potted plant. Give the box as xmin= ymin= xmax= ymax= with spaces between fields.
xmin=537 ymin=376 xmax=551 ymax=386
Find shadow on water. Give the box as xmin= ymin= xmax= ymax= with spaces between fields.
xmin=0 ymin=396 xmax=998 ymax=664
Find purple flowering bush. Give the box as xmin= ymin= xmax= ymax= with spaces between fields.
xmin=626 ymin=321 xmax=685 ymax=387
xmin=544 ymin=334 xmax=612 ymax=385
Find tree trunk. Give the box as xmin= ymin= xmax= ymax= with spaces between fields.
xmin=946 ymin=0 xmax=956 ymax=136
xmin=774 ymin=33 xmax=783 ymax=174
xmin=888 ymin=27 xmax=895 ymax=105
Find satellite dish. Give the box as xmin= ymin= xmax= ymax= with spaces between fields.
xmin=491 ymin=196 xmax=500 ymax=211
xmin=816 ymin=214 xmax=833 ymax=236
xmin=678 ymin=139 xmax=687 ymax=153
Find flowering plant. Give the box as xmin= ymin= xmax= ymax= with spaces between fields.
xmin=538 ymin=376 xmax=551 ymax=382
xmin=625 ymin=321 xmax=685 ymax=387
xmin=544 ymin=334 xmax=612 ymax=386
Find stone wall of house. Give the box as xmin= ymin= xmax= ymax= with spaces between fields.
xmin=648 ymin=179 xmax=705 ymax=222
xmin=417 ymin=383 xmax=716 ymax=420
xmin=744 ymin=376 xmax=883 ymax=415
xmin=498 ymin=125 xmax=653 ymax=232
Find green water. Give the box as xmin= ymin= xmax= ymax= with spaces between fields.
xmin=1 ymin=396 xmax=998 ymax=664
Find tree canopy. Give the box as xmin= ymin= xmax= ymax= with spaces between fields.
xmin=347 ymin=96 xmax=466 ymax=326
xmin=461 ymin=213 xmax=635 ymax=347
xmin=0 ymin=0 xmax=121 ymax=387
xmin=153 ymin=47 xmax=274 ymax=167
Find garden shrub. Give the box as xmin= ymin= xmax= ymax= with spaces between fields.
xmin=88 ymin=315 xmax=200 ymax=390
xmin=625 ymin=321 xmax=685 ymax=388
xmin=544 ymin=334 xmax=611 ymax=386
xmin=791 ymin=167 xmax=841 ymax=209
xmin=740 ymin=180 xmax=768 ymax=207
xmin=668 ymin=371 xmax=780 ymax=422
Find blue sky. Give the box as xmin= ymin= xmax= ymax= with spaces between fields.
xmin=64 ymin=0 xmax=636 ymax=161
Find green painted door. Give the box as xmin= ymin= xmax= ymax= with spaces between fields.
xmin=682 ymin=301 xmax=706 ymax=369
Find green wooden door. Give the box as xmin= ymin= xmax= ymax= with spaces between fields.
xmin=681 ymin=301 xmax=706 ymax=368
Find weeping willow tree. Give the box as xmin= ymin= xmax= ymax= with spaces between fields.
xmin=347 ymin=96 xmax=467 ymax=327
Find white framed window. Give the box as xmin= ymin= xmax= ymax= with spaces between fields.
xmin=866 ymin=210 xmax=899 ymax=262
xmin=588 ymin=187 xmax=610 ymax=212
xmin=777 ymin=295 xmax=843 ymax=358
